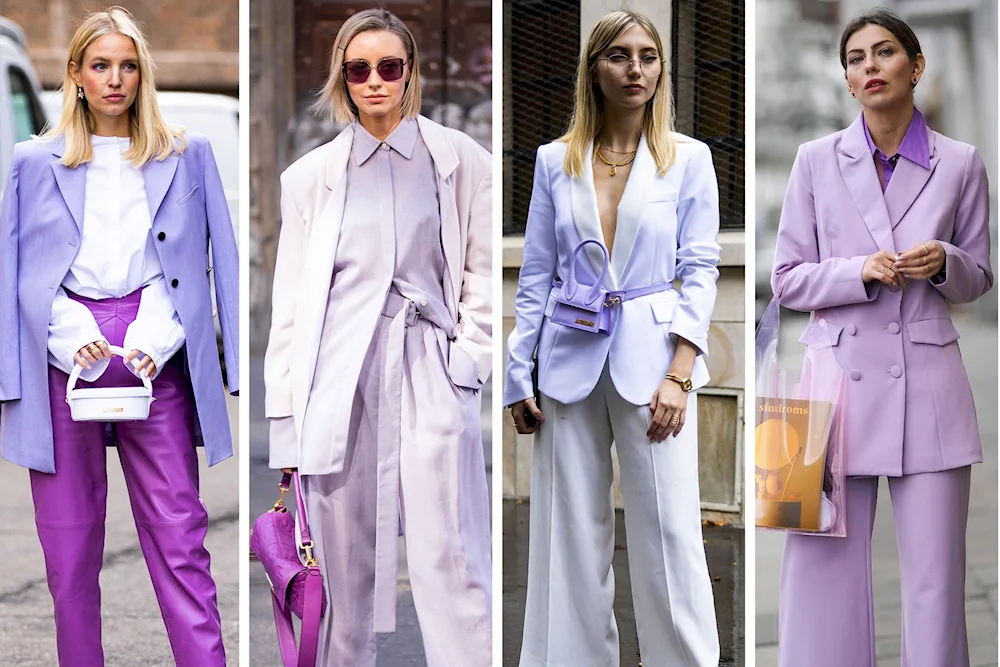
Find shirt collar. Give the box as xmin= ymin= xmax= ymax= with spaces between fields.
xmin=862 ymin=108 xmax=931 ymax=170
xmin=352 ymin=117 xmax=418 ymax=165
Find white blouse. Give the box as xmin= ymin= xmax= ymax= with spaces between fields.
xmin=47 ymin=135 xmax=185 ymax=381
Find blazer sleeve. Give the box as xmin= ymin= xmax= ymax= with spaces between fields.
xmin=263 ymin=169 xmax=306 ymax=419
xmin=203 ymin=140 xmax=240 ymax=395
xmin=0 ymin=145 xmax=21 ymax=401
xmin=930 ymin=145 xmax=994 ymax=303
xmin=503 ymin=147 xmax=557 ymax=406
xmin=450 ymin=147 xmax=493 ymax=389
xmin=771 ymin=143 xmax=878 ymax=311
xmin=669 ymin=143 xmax=721 ymax=357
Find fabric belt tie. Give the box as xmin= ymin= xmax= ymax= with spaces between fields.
xmin=372 ymin=289 xmax=454 ymax=633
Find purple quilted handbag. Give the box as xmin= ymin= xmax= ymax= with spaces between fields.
xmin=250 ymin=470 xmax=326 ymax=667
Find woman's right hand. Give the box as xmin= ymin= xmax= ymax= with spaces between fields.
xmin=74 ymin=340 xmax=112 ymax=370
xmin=511 ymin=397 xmax=544 ymax=434
xmin=862 ymin=250 xmax=905 ymax=288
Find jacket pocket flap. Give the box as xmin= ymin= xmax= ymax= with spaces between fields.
xmin=906 ymin=318 xmax=960 ymax=345
xmin=798 ymin=320 xmax=844 ymax=348
xmin=650 ymin=296 xmax=680 ymax=323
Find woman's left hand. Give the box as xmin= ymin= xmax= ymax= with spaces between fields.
xmin=894 ymin=241 xmax=945 ymax=280
xmin=124 ymin=349 xmax=157 ymax=379
xmin=647 ymin=378 xmax=687 ymax=442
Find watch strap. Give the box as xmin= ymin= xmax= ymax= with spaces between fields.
xmin=665 ymin=373 xmax=693 ymax=392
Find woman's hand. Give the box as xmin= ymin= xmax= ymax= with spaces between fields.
xmin=74 ymin=340 xmax=111 ymax=370
xmin=648 ymin=378 xmax=687 ymax=442
xmin=124 ymin=349 xmax=157 ymax=379
xmin=511 ymin=397 xmax=544 ymax=434
xmin=894 ymin=241 xmax=945 ymax=281
xmin=862 ymin=250 xmax=906 ymax=288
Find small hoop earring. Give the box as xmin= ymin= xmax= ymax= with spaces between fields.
xmin=77 ymin=87 xmax=84 ymax=100
xmin=912 ymin=77 xmax=918 ymax=84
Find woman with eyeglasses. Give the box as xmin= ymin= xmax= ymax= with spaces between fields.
xmin=771 ymin=9 xmax=991 ymax=666
xmin=263 ymin=7 xmax=492 ymax=666
xmin=505 ymin=10 xmax=721 ymax=667
xmin=0 ymin=7 xmax=237 ymax=666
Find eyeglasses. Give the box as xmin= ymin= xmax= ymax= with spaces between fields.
xmin=598 ymin=53 xmax=663 ymax=77
xmin=342 ymin=57 xmax=408 ymax=84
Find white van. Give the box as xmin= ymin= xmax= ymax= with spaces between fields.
xmin=0 ymin=17 xmax=47 ymax=203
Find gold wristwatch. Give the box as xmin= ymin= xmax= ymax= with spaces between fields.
xmin=665 ymin=373 xmax=693 ymax=392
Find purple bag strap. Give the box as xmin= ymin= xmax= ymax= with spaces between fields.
xmin=271 ymin=470 xmax=323 ymax=667
xmin=552 ymin=278 xmax=674 ymax=305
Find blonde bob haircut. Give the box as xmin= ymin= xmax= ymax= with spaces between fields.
xmin=42 ymin=5 xmax=184 ymax=169
xmin=560 ymin=11 xmax=676 ymax=178
xmin=312 ymin=8 xmax=422 ymax=123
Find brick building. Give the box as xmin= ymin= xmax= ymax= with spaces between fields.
xmin=1 ymin=0 xmax=238 ymax=92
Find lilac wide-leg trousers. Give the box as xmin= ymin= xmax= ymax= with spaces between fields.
xmin=778 ymin=467 xmax=972 ymax=666
xmin=29 ymin=290 xmax=225 ymax=667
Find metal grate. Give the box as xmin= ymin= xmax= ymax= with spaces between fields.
xmin=503 ymin=0 xmax=580 ymax=235
xmin=673 ymin=0 xmax=745 ymax=229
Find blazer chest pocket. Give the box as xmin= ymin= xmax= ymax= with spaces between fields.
xmin=176 ymin=183 xmax=201 ymax=205
xmin=650 ymin=295 xmax=681 ymax=323
xmin=649 ymin=193 xmax=679 ymax=204
xmin=906 ymin=318 xmax=960 ymax=346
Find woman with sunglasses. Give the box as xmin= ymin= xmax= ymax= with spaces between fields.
xmin=263 ymin=7 xmax=492 ymax=666
xmin=771 ymin=10 xmax=991 ymax=665
xmin=0 ymin=7 xmax=237 ymax=666
xmin=505 ymin=10 xmax=721 ymax=667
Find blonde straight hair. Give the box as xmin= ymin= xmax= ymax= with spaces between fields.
xmin=560 ymin=11 xmax=676 ymax=177
xmin=41 ymin=6 xmax=184 ymax=168
xmin=313 ymin=8 xmax=422 ymax=123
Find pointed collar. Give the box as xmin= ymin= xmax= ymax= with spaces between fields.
xmin=352 ymin=117 xmax=418 ymax=166
xmin=862 ymin=108 xmax=931 ymax=170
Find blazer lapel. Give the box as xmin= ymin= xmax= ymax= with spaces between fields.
xmin=49 ymin=138 xmax=85 ymax=234
xmin=612 ymin=135 xmax=655 ymax=285
xmin=143 ymin=154 xmax=179 ymax=223
xmin=837 ymin=113 xmax=895 ymax=253
xmin=885 ymin=129 xmax=939 ymax=229
xmin=569 ymin=141 xmax=616 ymax=288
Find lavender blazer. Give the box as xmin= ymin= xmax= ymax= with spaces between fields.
xmin=771 ymin=112 xmax=992 ymax=477
xmin=0 ymin=134 xmax=239 ymax=473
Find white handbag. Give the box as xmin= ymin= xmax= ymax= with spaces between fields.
xmin=65 ymin=345 xmax=154 ymax=422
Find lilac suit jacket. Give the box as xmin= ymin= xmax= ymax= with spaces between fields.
xmin=504 ymin=135 xmax=720 ymax=407
xmin=771 ymin=113 xmax=992 ymax=477
xmin=0 ymin=134 xmax=239 ymax=473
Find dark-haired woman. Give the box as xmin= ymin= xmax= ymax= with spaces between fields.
xmin=771 ymin=9 xmax=991 ymax=666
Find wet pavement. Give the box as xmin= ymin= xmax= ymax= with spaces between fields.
xmin=503 ymin=499 xmax=745 ymax=666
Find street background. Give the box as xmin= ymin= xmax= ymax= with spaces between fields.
xmin=248 ymin=2 xmax=492 ymax=664
xmin=754 ymin=1 xmax=998 ymax=664
xmin=501 ymin=1 xmax=745 ymax=664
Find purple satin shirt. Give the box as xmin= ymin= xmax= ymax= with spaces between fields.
xmin=862 ymin=108 xmax=931 ymax=191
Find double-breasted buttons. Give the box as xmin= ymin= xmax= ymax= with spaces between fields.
xmin=890 ymin=366 xmax=902 ymax=378
xmin=171 ymin=278 xmax=179 ymax=288
xmin=849 ymin=369 xmax=862 ymax=381
xmin=888 ymin=322 xmax=900 ymax=334
xmin=157 ymin=232 xmax=166 ymax=241
xmin=845 ymin=324 xmax=857 ymax=335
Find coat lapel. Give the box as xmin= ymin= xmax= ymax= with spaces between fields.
xmin=569 ymin=141 xmax=616 ymax=288
xmin=884 ymin=128 xmax=938 ymax=229
xmin=49 ymin=138 xmax=85 ymax=234
xmin=143 ymin=154 xmax=179 ymax=223
xmin=837 ymin=113 xmax=895 ymax=253
xmin=612 ymin=135 xmax=655 ymax=285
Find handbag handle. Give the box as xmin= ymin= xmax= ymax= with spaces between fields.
xmin=280 ymin=469 xmax=317 ymax=567
xmin=66 ymin=344 xmax=153 ymax=400
xmin=564 ymin=239 xmax=610 ymax=305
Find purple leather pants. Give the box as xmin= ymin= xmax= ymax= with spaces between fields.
xmin=29 ymin=290 xmax=226 ymax=666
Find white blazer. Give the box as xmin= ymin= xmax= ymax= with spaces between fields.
xmin=265 ymin=115 xmax=492 ymax=475
xmin=504 ymin=134 xmax=720 ymax=407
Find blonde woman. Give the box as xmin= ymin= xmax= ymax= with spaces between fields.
xmin=263 ymin=8 xmax=492 ymax=666
xmin=0 ymin=6 xmax=238 ymax=666
xmin=505 ymin=11 xmax=721 ymax=666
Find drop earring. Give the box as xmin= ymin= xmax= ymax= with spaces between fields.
xmin=77 ymin=87 xmax=84 ymax=100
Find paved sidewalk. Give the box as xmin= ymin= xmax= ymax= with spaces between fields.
xmin=755 ymin=311 xmax=999 ymax=666
xmin=0 ymin=393 xmax=240 ymax=666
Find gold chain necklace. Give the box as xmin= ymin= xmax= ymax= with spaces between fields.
xmin=595 ymin=147 xmax=636 ymax=176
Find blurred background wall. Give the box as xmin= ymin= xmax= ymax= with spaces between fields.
xmin=502 ymin=0 xmax=746 ymax=523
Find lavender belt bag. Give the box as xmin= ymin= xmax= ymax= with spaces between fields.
xmin=550 ymin=239 xmax=613 ymax=334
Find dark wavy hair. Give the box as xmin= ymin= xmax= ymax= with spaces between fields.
xmin=839 ymin=8 xmax=922 ymax=70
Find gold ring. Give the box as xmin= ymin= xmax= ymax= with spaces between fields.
xmin=921 ymin=244 xmax=929 ymax=256
xmin=669 ymin=414 xmax=680 ymax=425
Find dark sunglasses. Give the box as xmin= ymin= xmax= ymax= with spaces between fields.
xmin=342 ymin=57 xmax=408 ymax=84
